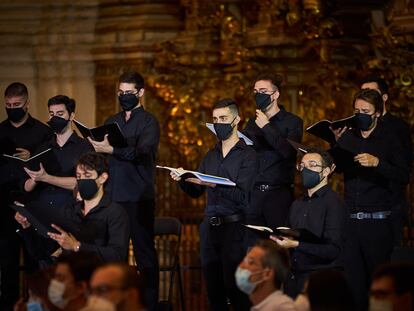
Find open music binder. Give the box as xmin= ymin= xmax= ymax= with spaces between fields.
xmin=306 ymin=115 xmax=356 ymax=144
xmin=157 ymin=165 xmax=236 ymax=186
xmin=244 ymin=224 xmax=324 ymax=243
xmin=73 ymin=120 xmax=128 ymax=148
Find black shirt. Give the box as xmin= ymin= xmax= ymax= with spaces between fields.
xmin=25 ymin=132 xmax=94 ymax=208
xmin=289 ymin=185 xmax=347 ymax=272
xmin=382 ymin=112 xmax=412 ymax=167
xmin=0 ymin=115 xmax=53 ymax=236
xmin=243 ymin=107 xmax=303 ymax=186
xmin=332 ymin=122 xmax=410 ymax=213
xmin=179 ymin=139 xmax=258 ymax=216
xmin=105 ymin=106 xmax=160 ymax=202
xmin=20 ymin=194 xmax=130 ymax=262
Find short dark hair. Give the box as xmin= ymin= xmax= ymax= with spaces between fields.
xmin=353 ymin=88 xmax=384 ymax=115
xmin=360 ymin=76 xmax=389 ymax=96
xmin=254 ymin=72 xmax=283 ymax=93
xmin=304 ymin=147 xmax=334 ymax=168
xmin=373 ymin=262 xmax=414 ymax=296
xmin=4 ymin=82 xmax=28 ymax=99
xmin=48 ymin=95 xmax=76 ymax=114
xmin=254 ymin=239 xmax=290 ymax=289
xmin=119 ymin=71 xmax=145 ymax=90
xmin=213 ymin=98 xmax=239 ymax=117
xmin=57 ymin=252 xmax=101 ymax=283
xmin=77 ymin=152 xmax=109 ymax=176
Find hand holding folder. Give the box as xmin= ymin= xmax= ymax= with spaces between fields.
xmin=157 ymin=165 xmax=236 ymax=187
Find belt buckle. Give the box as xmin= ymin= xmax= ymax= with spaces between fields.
xmin=259 ymin=185 xmax=269 ymax=192
xmin=209 ymin=216 xmax=222 ymax=226
xmin=356 ymin=212 xmax=365 ymax=220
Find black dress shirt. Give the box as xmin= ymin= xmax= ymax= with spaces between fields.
xmin=179 ymin=139 xmax=258 ymax=216
xmin=105 ymin=106 xmax=160 ymax=202
xmin=0 ymin=115 xmax=53 ymax=236
xmin=25 ymin=132 xmax=94 ymax=208
xmin=382 ymin=112 xmax=412 ymax=167
xmin=332 ymin=122 xmax=410 ymax=213
xmin=243 ymin=107 xmax=303 ymax=186
xmin=20 ymin=194 xmax=130 ymax=262
xmin=289 ymin=185 xmax=347 ymax=272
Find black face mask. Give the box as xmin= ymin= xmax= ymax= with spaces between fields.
xmin=119 ymin=93 xmax=139 ymax=111
xmin=47 ymin=116 xmax=70 ymax=133
xmin=355 ymin=112 xmax=376 ymax=131
xmin=77 ymin=178 xmax=99 ymax=200
xmin=301 ymin=167 xmax=322 ymax=189
xmin=214 ymin=118 xmax=236 ymax=141
xmin=6 ymin=107 xmax=26 ymax=123
xmin=255 ymin=92 xmax=276 ymax=111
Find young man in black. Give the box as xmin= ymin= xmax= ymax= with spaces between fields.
xmin=171 ymin=98 xmax=257 ymax=311
xmin=0 ymin=82 xmax=53 ymax=310
xmin=15 ymin=152 xmax=130 ymax=263
xmin=243 ymin=73 xmax=303 ymax=244
xmin=360 ymin=77 xmax=412 ymax=246
xmin=23 ymin=95 xmax=93 ymax=209
xmin=332 ymin=89 xmax=410 ymax=310
xmin=88 ymin=71 xmax=160 ymax=310
xmin=271 ymin=148 xmax=347 ymax=297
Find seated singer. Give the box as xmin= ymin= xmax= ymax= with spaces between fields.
xmin=15 ymin=152 xmax=130 ymax=263
xmin=271 ymin=148 xmax=347 ymax=298
xmin=170 ymin=98 xmax=257 ymax=311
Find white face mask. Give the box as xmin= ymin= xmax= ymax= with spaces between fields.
xmin=369 ymin=297 xmax=393 ymax=311
xmin=48 ymin=279 xmax=69 ymax=309
xmin=295 ymin=293 xmax=310 ymax=311
xmin=83 ymin=295 xmax=116 ymax=311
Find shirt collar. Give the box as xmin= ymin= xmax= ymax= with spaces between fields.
xmin=124 ymin=105 xmax=144 ymax=118
xmin=50 ymin=132 xmax=80 ymax=148
xmin=304 ymin=184 xmax=330 ymax=200
xmin=214 ymin=138 xmax=248 ymax=152
xmin=269 ymin=106 xmax=287 ymax=122
xmin=6 ymin=113 xmax=35 ymax=127
xmin=75 ymin=193 xmax=110 ymax=216
xmin=251 ymin=290 xmax=286 ymax=311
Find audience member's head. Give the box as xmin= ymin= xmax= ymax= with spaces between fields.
xmin=370 ymin=262 xmax=414 ymax=311
xmin=24 ymin=267 xmax=56 ymax=311
xmin=306 ymin=269 xmax=355 ymax=311
xmin=48 ymin=252 xmax=100 ymax=310
xmin=89 ymin=263 xmax=144 ymax=311
xmin=236 ymin=239 xmax=290 ymax=296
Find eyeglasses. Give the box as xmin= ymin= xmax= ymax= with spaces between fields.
xmin=89 ymin=284 xmax=125 ymax=295
xmin=296 ymin=161 xmax=324 ymax=171
xmin=254 ymin=90 xmax=277 ymax=95
xmin=117 ymin=90 xmax=139 ymax=96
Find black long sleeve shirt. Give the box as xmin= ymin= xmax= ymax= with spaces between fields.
xmin=332 ymin=122 xmax=410 ymax=213
xmin=179 ymin=139 xmax=258 ymax=217
xmin=20 ymin=194 xmax=130 ymax=262
xmin=243 ymin=107 xmax=303 ymax=186
xmin=105 ymin=106 xmax=160 ymax=202
xmin=0 ymin=115 xmax=53 ymax=236
xmin=25 ymin=132 xmax=94 ymax=208
xmin=289 ymin=185 xmax=347 ymax=272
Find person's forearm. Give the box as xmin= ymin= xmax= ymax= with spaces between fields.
xmin=43 ymin=175 xmax=77 ymax=190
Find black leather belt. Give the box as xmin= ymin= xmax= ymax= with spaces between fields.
xmin=206 ymin=214 xmax=243 ymax=226
xmin=254 ymin=184 xmax=285 ymax=192
xmin=350 ymin=211 xmax=391 ymax=220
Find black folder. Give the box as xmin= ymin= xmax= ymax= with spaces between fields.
xmin=306 ymin=115 xmax=356 ymax=144
xmin=11 ymin=203 xmax=60 ymax=238
xmin=2 ymin=148 xmax=53 ymax=171
xmin=74 ymin=120 xmax=127 ymax=148
xmin=244 ymin=225 xmax=324 ymax=244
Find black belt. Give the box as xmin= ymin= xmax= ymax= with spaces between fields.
xmin=254 ymin=184 xmax=288 ymax=192
xmin=206 ymin=214 xmax=243 ymax=226
xmin=350 ymin=211 xmax=391 ymax=220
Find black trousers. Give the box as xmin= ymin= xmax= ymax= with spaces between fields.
xmin=246 ymin=187 xmax=293 ymax=246
xmin=199 ymin=219 xmax=251 ymax=311
xmin=119 ymin=200 xmax=159 ymax=311
xmin=0 ymin=235 xmax=20 ymax=311
xmin=344 ymin=219 xmax=393 ymax=311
